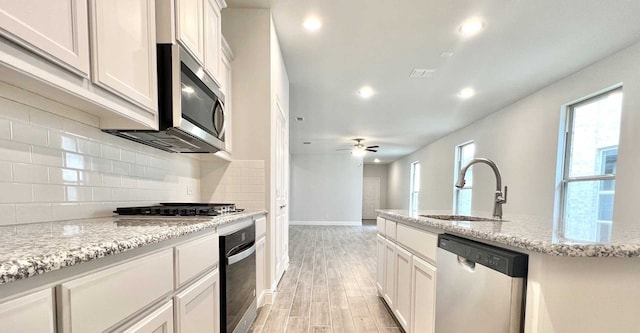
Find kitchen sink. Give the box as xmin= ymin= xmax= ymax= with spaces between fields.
xmin=420 ymin=214 xmax=505 ymax=222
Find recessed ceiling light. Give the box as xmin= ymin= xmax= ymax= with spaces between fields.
xmin=457 ymin=87 xmax=475 ymax=99
xmin=303 ymin=17 xmax=322 ymax=31
xmin=374 ymin=158 xmax=380 ymax=163
xmin=459 ymin=18 xmax=484 ymax=37
xmin=358 ymin=86 xmax=374 ymax=99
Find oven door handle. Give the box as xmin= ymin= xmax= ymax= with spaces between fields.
xmin=227 ymin=244 xmax=256 ymax=266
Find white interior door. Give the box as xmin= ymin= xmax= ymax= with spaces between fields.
xmin=362 ymin=177 xmax=381 ymax=219
xmin=274 ymin=97 xmax=289 ymax=283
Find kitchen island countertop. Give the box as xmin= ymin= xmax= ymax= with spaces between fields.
xmin=377 ymin=209 xmax=640 ymax=257
xmin=0 ymin=211 xmax=266 ymax=285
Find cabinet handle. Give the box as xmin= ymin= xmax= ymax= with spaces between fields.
xmin=280 ymin=204 xmax=287 ymax=209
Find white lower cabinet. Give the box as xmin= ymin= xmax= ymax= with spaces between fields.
xmin=174 ymin=269 xmax=220 ymax=333
xmin=383 ymin=238 xmax=396 ymax=308
xmin=0 ymin=289 xmax=55 ymax=333
xmin=377 ymin=217 xmax=438 ymax=333
xmin=375 ymin=234 xmax=385 ymax=293
xmin=394 ymin=245 xmax=412 ymax=331
xmin=256 ymin=236 xmax=266 ymax=305
xmin=410 ymin=255 xmax=436 ymax=333
xmin=123 ymin=301 xmax=174 ymax=333
xmin=58 ymin=249 xmax=174 ymax=333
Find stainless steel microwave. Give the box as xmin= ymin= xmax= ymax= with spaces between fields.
xmin=104 ymin=44 xmax=226 ymax=153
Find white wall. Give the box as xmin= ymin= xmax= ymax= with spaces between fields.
xmin=0 ymin=84 xmax=201 ymax=225
xmin=290 ymin=154 xmax=363 ymax=224
xmin=387 ymin=40 xmax=640 ymax=225
xmin=363 ymin=164 xmax=389 ymax=209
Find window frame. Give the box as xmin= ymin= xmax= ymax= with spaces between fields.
xmin=556 ymin=87 xmax=622 ymax=239
xmin=409 ymin=161 xmax=420 ymax=212
xmin=453 ymin=141 xmax=474 ymax=215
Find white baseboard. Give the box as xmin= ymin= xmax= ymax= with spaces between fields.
xmin=289 ymin=220 xmax=361 ymax=226
xmin=262 ymin=289 xmax=275 ymax=304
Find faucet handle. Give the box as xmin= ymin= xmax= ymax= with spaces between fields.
xmin=501 ymin=186 xmax=508 ymax=204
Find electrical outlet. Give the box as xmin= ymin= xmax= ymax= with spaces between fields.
xmin=187 ymin=185 xmax=194 ymax=196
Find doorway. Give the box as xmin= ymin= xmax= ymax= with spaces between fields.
xmin=362 ymin=176 xmax=381 ymax=221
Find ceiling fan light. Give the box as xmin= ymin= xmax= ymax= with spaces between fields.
xmin=352 ymin=149 xmax=367 ymax=157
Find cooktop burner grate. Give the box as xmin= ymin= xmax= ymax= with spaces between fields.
xmin=115 ymin=203 xmax=242 ymax=216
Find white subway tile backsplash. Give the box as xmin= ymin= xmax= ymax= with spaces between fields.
xmin=92 ymin=187 xmax=112 ymax=202
xmin=0 ymin=204 xmax=16 ymax=225
xmin=0 ymin=140 xmax=30 ymax=163
xmin=13 ymin=163 xmax=48 ymax=184
xmin=11 ymin=121 xmax=49 ymax=146
xmin=49 ymin=131 xmax=78 ymax=152
xmin=0 ymin=161 xmax=11 ymax=182
xmin=0 ymin=183 xmax=32 ymax=202
xmin=101 ymin=144 xmax=120 ymax=160
xmin=16 ymin=204 xmax=52 ymax=224
xmin=33 ymin=184 xmax=65 ymax=202
xmin=0 ymin=95 xmax=203 ymax=224
xmin=63 ymin=152 xmax=89 ymax=170
xmin=77 ymin=138 xmax=101 ymax=156
xmin=201 ymin=160 xmax=265 ymax=210
xmin=0 ymin=119 xmax=10 ymax=140
xmin=65 ymin=186 xmax=93 ymax=202
xmin=32 ymin=146 xmax=63 ymax=167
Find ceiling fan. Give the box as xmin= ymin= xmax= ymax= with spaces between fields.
xmin=337 ymin=138 xmax=379 ymax=156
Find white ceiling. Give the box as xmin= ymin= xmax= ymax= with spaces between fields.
xmin=228 ymin=0 xmax=640 ymax=164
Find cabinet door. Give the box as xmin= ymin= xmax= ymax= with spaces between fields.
xmin=176 ymin=0 xmax=204 ymax=63
xmin=89 ymin=0 xmax=158 ymax=111
xmin=376 ymin=234 xmax=385 ymax=293
xmin=204 ymin=0 xmax=221 ymax=85
xmin=256 ymin=236 xmax=266 ymax=305
xmin=0 ymin=289 xmax=55 ymax=333
xmin=383 ymin=238 xmax=396 ymax=308
xmin=394 ymin=245 xmax=412 ymax=331
xmin=0 ymin=0 xmax=90 ymax=75
xmin=58 ymin=249 xmax=174 ymax=333
xmin=174 ymin=269 xmax=220 ymax=333
xmin=220 ymin=44 xmax=232 ymax=152
xmin=411 ymin=256 xmax=436 ymax=333
xmin=123 ymin=301 xmax=174 ymax=333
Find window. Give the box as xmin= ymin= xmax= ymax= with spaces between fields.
xmin=409 ymin=161 xmax=420 ymax=212
xmin=559 ymin=88 xmax=622 ymax=242
xmin=454 ymin=142 xmax=475 ymax=215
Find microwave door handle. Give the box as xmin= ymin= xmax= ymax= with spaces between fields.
xmin=211 ymin=100 xmax=225 ymax=138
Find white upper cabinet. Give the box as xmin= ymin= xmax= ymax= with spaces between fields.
xmin=0 ymin=0 xmax=90 ymax=76
xmin=176 ymin=0 xmax=204 ymax=62
xmin=204 ymin=0 xmax=221 ymax=84
xmin=89 ymin=0 xmax=158 ymax=111
xmin=220 ymin=36 xmax=233 ymax=152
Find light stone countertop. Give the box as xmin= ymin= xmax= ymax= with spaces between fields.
xmin=377 ymin=209 xmax=640 ymax=257
xmin=0 ymin=211 xmax=266 ymax=285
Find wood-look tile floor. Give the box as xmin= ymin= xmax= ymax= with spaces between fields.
xmin=250 ymin=224 xmax=401 ymax=333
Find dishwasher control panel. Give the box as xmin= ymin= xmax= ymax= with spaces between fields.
xmin=438 ymin=233 xmax=528 ymax=277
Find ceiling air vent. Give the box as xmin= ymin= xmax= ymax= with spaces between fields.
xmin=296 ymin=116 xmax=304 ymax=121
xmin=410 ymin=68 xmax=436 ymax=78
xmin=303 ymin=141 xmax=311 ymax=145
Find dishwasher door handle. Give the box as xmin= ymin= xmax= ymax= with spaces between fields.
xmin=457 ymin=255 xmax=476 ymax=272
xmin=227 ymin=244 xmax=256 ymax=265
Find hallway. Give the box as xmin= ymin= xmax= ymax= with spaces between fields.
xmin=250 ymin=225 xmax=401 ymax=333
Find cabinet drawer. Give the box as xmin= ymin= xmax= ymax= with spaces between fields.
xmin=376 ymin=217 xmax=386 ymax=234
xmin=58 ymin=249 xmax=174 ymax=333
xmin=122 ymin=301 xmax=174 ymax=333
xmin=396 ymin=223 xmax=438 ymax=263
xmin=0 ymin=289 xmax=55 ymax=333
xmin=175 ymin=232 xmax=219 ymax=287
xmin=256 ymin=216 xmax=266 ymax=239
xmin=385 ymin=219 xmax=397 ymax=240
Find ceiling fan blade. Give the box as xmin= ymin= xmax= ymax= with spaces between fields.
xmin=336 ymin=148 xmax=352 ymax=151
xmin=366 ymin=149 xmax=378 ymax=152
xmin=366 ymin=145 xmax=379 ymax=149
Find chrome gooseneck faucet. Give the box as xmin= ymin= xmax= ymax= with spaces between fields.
xmin=455 ymin=158 xmax=508 ymax=219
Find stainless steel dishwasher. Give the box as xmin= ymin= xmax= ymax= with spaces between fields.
xmin=435 ymin=233 xmax=528 ymax=333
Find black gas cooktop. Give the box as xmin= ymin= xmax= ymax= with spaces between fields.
xmin=114 ymin=203 xmax=243 ymax=216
